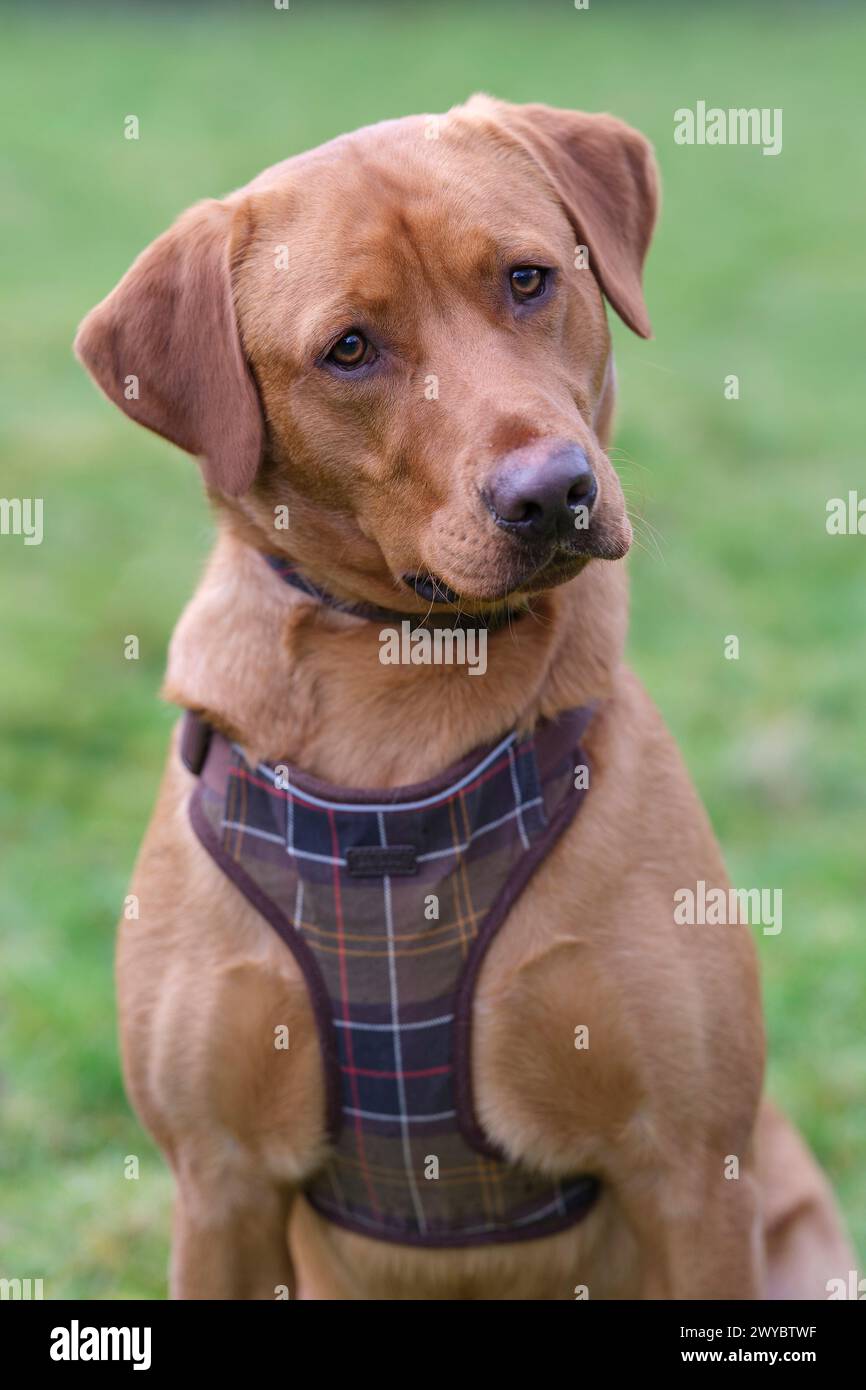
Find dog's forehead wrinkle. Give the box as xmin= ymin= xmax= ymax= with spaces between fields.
xmin=345 ymin=195 xmax=497 ymax=300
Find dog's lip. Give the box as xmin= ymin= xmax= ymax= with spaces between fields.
xmin=403 ymin=573 xmax=466 ymax=606
xmin=401 ymin=570 xmax=530 ymax=609
xmin=402 ymin=549 xmax=589 ymax=609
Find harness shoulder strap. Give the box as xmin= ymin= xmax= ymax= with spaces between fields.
xmin=179 ymin=710 xmax=212 ymax=776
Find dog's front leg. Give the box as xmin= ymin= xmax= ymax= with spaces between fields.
xmin=169 ymin=1149 xmax=296 ymax=1301
xmin=625 ymin=1165 xmax=764 ymax=1300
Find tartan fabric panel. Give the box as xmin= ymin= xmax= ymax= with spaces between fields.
xmin=192 ymin=714 xmax=597 ymax=1246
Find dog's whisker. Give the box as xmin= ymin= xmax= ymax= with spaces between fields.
xmin=628 ymin=525 xmax=667 ymax=566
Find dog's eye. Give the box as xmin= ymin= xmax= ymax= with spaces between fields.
xmin=327 ymin=331 xmax=372 ymax=369
xmin=509 ymin=266 xmax=547 ymax=300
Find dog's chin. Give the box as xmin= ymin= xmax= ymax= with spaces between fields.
xmin=406 ymin=521 xmax=632 ymax=610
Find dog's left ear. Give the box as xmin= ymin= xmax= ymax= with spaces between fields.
xmin=464 ymin=96 xmax=659 ymax=338
xmin=74 ymin=199 xmax=263 ymax=496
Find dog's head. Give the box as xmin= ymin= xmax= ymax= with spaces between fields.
xmin=75 ymin=96 xmax=658 ymax=615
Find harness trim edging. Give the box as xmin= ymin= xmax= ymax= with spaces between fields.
xmin=451 ymin=763 xmax=591 ymax=1158
xmin=188 ymin=780 xmax=344 ymax=1139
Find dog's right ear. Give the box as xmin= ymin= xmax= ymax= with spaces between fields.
xmin=74 ymin=199 xmax=262 ymax=497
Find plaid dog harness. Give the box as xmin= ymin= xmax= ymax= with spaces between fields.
xmin=182 ymin=704 xmax=599 ymax=1247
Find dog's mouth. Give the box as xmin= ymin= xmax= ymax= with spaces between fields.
xmin=402 ymin=548 xmax=591 ymax=610
xmin=403 ymin=573 xmax=467 ymax=607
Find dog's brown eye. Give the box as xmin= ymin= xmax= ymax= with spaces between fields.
xmin=328 ymin=332 xmax=370 ymax=369
xmin=510 ymin=266 xmax=547 ymax=300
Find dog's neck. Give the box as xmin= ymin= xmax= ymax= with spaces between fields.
xmin=163 ymin=525 xmax=629 ymax=786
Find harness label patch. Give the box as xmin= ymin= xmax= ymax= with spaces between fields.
xmin=346 ymin=844 xmax=418 ymax=877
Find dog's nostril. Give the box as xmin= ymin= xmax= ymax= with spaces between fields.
xmin=512 ymin=499 xmax=543 ymax=526
xmin=567 ymin=473 xmax=596 ymax=507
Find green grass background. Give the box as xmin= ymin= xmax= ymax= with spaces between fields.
xmin=1 ymin=0 xmax=863 ymax=1298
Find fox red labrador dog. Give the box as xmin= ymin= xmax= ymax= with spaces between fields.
xmin=75 ymin=96 xmax=853 ymax=1299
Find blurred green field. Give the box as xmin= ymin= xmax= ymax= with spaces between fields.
xmin=1 ymin=1 xmax=864 ymax=1298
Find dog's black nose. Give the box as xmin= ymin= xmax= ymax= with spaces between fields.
xmin=485 ymin=442 xmax=597 ymax=542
